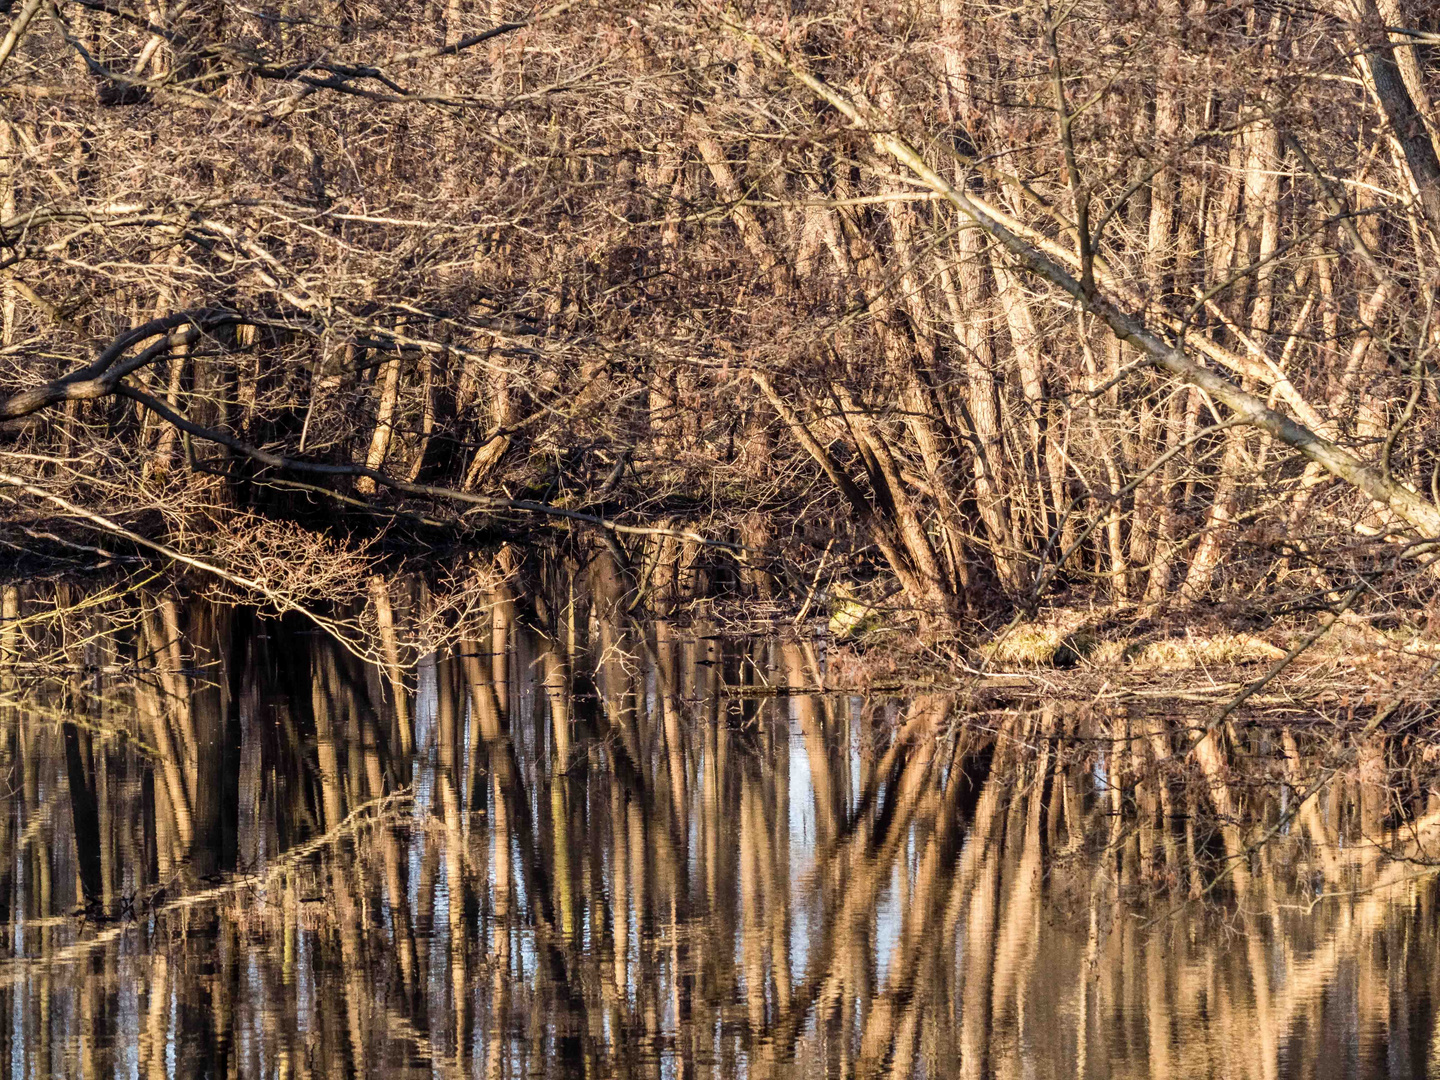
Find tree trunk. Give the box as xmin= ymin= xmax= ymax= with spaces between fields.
xmin=1347 ymin=0 xmax=1440 ymax=240
xmin=356 ymin=352 xmax=402 ymax=494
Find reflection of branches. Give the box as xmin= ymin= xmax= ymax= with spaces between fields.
xmin=0 ymin=471 xmax=378 ymax=660
xmin=5 ymin=572 xmax=1440 ymax=1077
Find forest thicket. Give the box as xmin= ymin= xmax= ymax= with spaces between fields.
xmin=2 ymin=0 xmax=1440 ymax=656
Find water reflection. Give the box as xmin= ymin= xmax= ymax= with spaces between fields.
xmin=0 ymin=578 xmax=1438 ymax=1078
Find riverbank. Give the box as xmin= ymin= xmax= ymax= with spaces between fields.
xmin=808 ymin=597 xmax=1440 ymax=723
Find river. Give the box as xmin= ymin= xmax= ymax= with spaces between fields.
xmin=0 ymin=585 xmax=1433 ymax=1078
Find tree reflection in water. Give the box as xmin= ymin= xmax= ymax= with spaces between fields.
xmin=0 ymin=575 xmax=1436 ymax=1079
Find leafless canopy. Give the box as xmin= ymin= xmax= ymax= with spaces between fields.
xmin=1 ymin=0 xmax=1439 ymax=635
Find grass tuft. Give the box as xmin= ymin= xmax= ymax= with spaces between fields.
xmin=982 ymin=612 xmax=1285 ymax=670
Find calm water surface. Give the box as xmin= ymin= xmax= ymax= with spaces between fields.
xmin=0 ymin=589 xmax=1437 ymax=1078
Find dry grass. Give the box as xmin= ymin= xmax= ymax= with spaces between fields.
xmin=981 ymin=611 xmax=1286 ymax=670
xmin=979 ymin=611 xmax=1094 ymax=666
xmin=1088 ymin=632 xmax=1286 ymax=669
